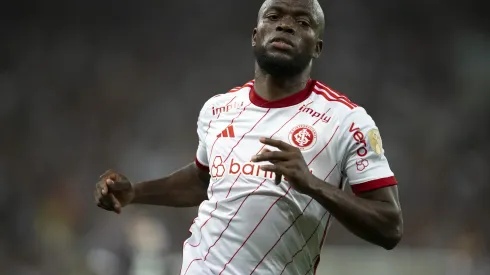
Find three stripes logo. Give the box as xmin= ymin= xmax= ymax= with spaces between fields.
xmin=217 ymin=125 xmax=235 ymax=138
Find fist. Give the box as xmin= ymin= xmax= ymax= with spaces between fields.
xmin=94 ymin=169 xmax=135 ymax=214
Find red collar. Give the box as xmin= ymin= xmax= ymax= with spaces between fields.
xmin=249 ymin=79 xmax=315 ymax=108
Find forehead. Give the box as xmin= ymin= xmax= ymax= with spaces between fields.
xmin=260 ymin=0 xmax=317 ymax=16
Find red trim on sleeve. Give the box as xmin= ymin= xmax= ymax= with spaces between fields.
xmin=351 ymin=176 xmax=397 ymax=194
xmin=195 ymin=157 xmax=209 ymax=171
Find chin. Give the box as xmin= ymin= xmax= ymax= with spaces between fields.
xmin=255 ymin=48 xmax=309 ymax=77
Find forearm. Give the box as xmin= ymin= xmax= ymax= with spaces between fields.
xmin=131 ymin=163 xmax=209 ymax=207
xmin=306 ymin=178 xmax=402 ymax=250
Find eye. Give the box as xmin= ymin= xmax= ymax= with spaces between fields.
xmin=298 ymin=20 xmax=310 ymax=27
xmin=266 ymin=14 xmax=279 ymax=20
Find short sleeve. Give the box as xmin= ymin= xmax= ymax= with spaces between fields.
xmin=338 ymin=108 xmax=397 ymax=194
xmin=195 ymin=104 xmax=210 ymax=171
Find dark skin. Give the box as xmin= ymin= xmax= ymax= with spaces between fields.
xmin=94 ymin=0 xmax=402 ymax=251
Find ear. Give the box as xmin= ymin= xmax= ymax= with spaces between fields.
xmin=313 ymin=39 xmax=323 ymax=59
xmin=252 ymin=28 xmax=258 ymax=47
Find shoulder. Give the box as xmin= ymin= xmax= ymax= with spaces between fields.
xmin=199 ymin=80 xmax=254 ymax=118
xmin=310 ymin=80 xmax=374 ymax=123
xmin=311 ymin=80 xmax=360 ymax=112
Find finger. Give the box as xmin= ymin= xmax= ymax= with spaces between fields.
xmin=106 ymin=178 xmax=130 ymax=192
xmin=99 ymin=169 xmax=116 ymax=179
xmin=97 ymin=192 xmax=119 ymax=213
xmin=97 ymin=195 xmax=115 ymax=211
xmin=96 ymin=180 xmax=109 ymax=196
xmin=251 ymin=151 xmax=292 ymax=162
xmin=106 ymin=193 xmax=121 ymax=214
xmin=260 ymin=164 xmax=288 ymax=175
xmin=257 ymin=149 xmax=278 ymax=164
xmin=97 ymin=201 xmax=113 ymax=211
xmin=259 ymin=138 xmax=296 ymax=151
xmin=275 ymin=172 xmax=282 ymax=185
xmin=259 ymin=164 xmax=285 ymax=184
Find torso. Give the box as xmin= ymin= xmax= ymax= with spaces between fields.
xmin=182 ymin=79 xmax=359 ymax=275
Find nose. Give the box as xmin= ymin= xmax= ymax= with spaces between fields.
xmin=276 ymin=23 xmax=295 ymax=35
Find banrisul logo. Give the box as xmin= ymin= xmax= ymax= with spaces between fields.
xmin=210 ymin=155 xmax=313 ymax=181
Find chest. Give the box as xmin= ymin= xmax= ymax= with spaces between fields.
xmin=204 ymin=104 xmax=340 ymax=168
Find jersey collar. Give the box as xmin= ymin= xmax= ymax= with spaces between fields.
xmin=249 ymin=79 xmax=315 ymax=108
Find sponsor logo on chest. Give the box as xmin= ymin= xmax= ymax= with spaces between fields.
xmin=212 ymin=101 xmax=244 ymax=116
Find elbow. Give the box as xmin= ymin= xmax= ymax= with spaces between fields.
xmin=382 ymin=228 xmax=402 ymax=250
xmin=382 ymin=211 xmax=404 ymax=250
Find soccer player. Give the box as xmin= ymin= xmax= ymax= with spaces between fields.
xmin=94 ymin=0 xmax=403 ymax=274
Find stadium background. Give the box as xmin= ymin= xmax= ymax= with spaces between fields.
xmin=0 ymin=0 xmax=489 ymax=274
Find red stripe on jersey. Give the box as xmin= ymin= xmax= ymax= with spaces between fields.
xmin=228 ymin=87 xmax=241 ymax=93
xmin=312 ymin=180 xmax=344 ymax=274
xmin=351 ymin=176 xmax=398 ymax=194
xmin=250 ymin=197 xmax=315 ymax=274
xmin=229 ymin=102 xmax=252 ymax=125
xmin=204 ymin=119 xmax=213 ymax=139
xmin=307 ymin=125 xmax=339 ymax=166
xmin=182 ymin=258 xmax=203 ymax=275
xmin=313 ymin=108 xmax=331 ymax=126
xmin=322 ymin=87 xmax=358 ymax=108
xmin=228 ymin=81 xmax=254 ymax=93
xmin=223 ymin=109 xmax=271 ymax=163
xmin=279 ymin=210 xmax=329 ymax=275
xmin=195 ymin=158 xmax=209 ymax=171
xmin=219 ymin=186 xmax=293 ymax=275
xmin=313 ymin=214 xmax=332 ymax=275
xmin=323 ymin=163 xmax=338 ymax=181
xmin=204 ymin=179 xmax=268 ymax=261
xmin=315 ymin=82 xmax=358 ymax=107
xmin=313 ymin=86 xmax=356 ymax=109
xmin=218 ymin=96 xmax=237 ymax=119
xmin=226 ymin=173 xmax=242 ymax=198
xmin=185 ymin=201 xmax=218 ymax=248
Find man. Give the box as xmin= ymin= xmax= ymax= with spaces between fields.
xmin=94 ymin=0 xmax=403 ymax=274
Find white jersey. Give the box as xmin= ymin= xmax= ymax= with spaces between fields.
xmin=181 ymin=79 xmax=397 ymax=275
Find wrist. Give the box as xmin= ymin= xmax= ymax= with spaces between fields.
xmin=130 ymin=182 xmax=143 ymax=204
xmin=303 ymin=176 xmax=335 ymax=199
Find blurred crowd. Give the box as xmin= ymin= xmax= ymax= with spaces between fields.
xmin=0 ymin=0 xmax=489 ymax=274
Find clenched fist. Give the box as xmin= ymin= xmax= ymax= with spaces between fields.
xmin=94 ymin=169 xmax=135 ymax=214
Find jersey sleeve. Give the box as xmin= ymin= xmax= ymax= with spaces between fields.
xmin=338 ymin=108 xmax=397 ymax=194
xmin=195 ymin=103 xmax=210 ymax=171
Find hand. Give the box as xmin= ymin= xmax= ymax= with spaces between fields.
xmin=251 ymin=137 xmax=315 ymax=194
xmin=94 ymin=169 xmax=135 ymax=214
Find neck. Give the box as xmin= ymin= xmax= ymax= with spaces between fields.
xmin=253 ymin=62 xmax=311 ymax=101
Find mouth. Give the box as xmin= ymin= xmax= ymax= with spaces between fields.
xmin=269 ymin=37 xmax=294 ymax=51
xmin=270 ymin=37 xmax=294 ymax=47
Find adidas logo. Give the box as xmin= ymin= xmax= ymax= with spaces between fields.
xmin=217 ymin=125 xmax=235 ymax=138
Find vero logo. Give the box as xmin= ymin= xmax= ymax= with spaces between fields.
xmin=217 ymin=125 xmax=235 ymax=138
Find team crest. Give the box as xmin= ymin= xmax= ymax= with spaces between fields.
xmin=367 ymin=129 xmax=383 ymax=155
xmin=289 ymin=125 xmax=317 ymax=150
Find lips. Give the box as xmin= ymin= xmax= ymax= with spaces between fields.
xmin=270 ymin=37 xmax=294 ymax=47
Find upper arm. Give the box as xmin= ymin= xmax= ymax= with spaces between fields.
xmin=338 ymin=108 xmax=398 ymax=196
xmin=357 ymin=185 xmax=401 ymax=210
xmin=195 ymin=101 xmax=211 ymax=169
xmin=192 ymin=162 xmax=211 ymax=188
xmin=195 ymin=101 xmax=211 ymax=184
